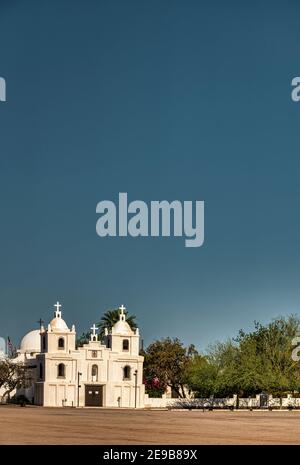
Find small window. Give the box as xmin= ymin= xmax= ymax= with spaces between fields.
xmin=57 ymin=363 xmax=65 ymax=378
xmin=39 ymin=363 xmax=43 ymax=380
xmin=92 ymin=350 xmax=97 ymax=358
xmin=107 ymin=338 xmax=111 ymax=349
xmin=42 ymin=335 xmax=46 ymax=351
xmin=58 ymin=338 xmax=65 ymax=349
xmin=122 ymin=339 xmax=129 ymax=351
xmin=91 ymin=364 xmax=98 ymax=381
xmin=123 ymin=365 xmax=131 ymax=380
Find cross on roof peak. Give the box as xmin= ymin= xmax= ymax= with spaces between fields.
xmin=119 ymin=304 xmax=126 ymax=314
xmin=54 ymin=301 xmax=62 ymax=317
xmin=37 ymin=318 xmax=44 ymax=328
xmin=119 ymin=304 xmax=126 ymax=322
xmin=90 ymin=324 xmax=97 ymax=337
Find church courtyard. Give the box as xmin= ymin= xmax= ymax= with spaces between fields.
xmin=1 ymin=406 xmax=300 ymax=444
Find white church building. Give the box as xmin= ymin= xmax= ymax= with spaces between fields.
xmin=12 ymin=303 xmax=145 ymax=408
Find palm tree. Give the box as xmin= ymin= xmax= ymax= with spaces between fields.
xmin=97 ymin=308 xmax=137 ymax=338
xmin=76 ymin=331 xmax=91 ymax=348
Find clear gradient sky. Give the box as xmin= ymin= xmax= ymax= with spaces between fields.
xmin=0 ymin=0 xmax=300 ymax=351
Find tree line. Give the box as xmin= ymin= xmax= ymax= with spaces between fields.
xmin=143 ymin=315 xmax=300 ymax=399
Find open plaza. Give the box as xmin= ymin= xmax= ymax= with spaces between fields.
xmin=1 ymin=405 xmax=300 ymax=445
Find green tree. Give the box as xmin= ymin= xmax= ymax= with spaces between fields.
xmin=0 ymin=359 xmax=31 ymax=401
xmin=143 ymin=337 xmax=192 ymax=398
xmin=185 ymin=315 xmax=300 ymax=399
xmin=184 ymin=354 xmax=219 ymax=397
xmin=235 ymin=316 xmax=300 ymax=396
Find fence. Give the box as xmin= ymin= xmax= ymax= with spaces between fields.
xmin=144 ymin=393 xmax=300 ymax=409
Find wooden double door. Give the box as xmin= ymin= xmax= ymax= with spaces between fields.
xmin=85 ymin=384 xmax=103 ymax=407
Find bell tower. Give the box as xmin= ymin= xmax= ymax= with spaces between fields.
xmin=105 ymin=305 xmax=140 ymax=356
xmin=40 ymin=301 xmax=76 ymax=354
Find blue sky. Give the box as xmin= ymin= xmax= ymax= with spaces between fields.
xmin=0 ymin=0 xmax=300 ymax=351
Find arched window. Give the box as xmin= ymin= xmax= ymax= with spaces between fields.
xmin=39 ymin=363 xmax=43 ymax=380
xmin=123 ymin=365 xmax=131 ymax=380
xmin=58 ymin=338 xmax=65 ymax=349
xmin=91 ymin=364 xmax=98 ymax=381
xmin=57 ymin=363 xmax=65 ymax=378
xmin=122 ymin=339 xmax=129 ymax=351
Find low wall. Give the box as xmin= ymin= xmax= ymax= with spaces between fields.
xmin=144 ymin=393 xmax=300 ymax=409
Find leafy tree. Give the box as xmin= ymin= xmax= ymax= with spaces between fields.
xmin=185 ymin=315 xmax=300 ymax=399
xmin=187 ymin=344 xmax=199 ymax=358
xmin=234 ymin=316 xmax=300 ymax=396
xmin=185 ymin=354 xmax=219 ymax=397
xmin=0 ymin=359 xmax=31 ymax=401
xmin=143 ymin=337 xmax=192 ymax=398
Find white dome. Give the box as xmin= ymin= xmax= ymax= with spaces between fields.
xmin=20 ymin=330 xmax=41 ymax=353
xmin=112 ymin=319 xmax=133 ymax=335
xmin=111 ymin=305 xmax=135 ymax=335
xmin=0 ymin=337 xmax=6 ymax=356
xmin=49 ymin=316 xmax=69 ymax=332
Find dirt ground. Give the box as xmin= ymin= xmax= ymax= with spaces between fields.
xmin=1 ymin=405 xmax=300 ymax=444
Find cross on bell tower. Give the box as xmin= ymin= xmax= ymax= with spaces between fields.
xmin=90 ymin=323 xmax=98 ymax=342
xmin=54 ymin=301 xmax=62 ymax=318
xmin=119 ymin=304 xmax=126 ymax=321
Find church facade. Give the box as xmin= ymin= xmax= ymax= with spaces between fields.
xmin=16 ymin=303 xmax=145 ymax=408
